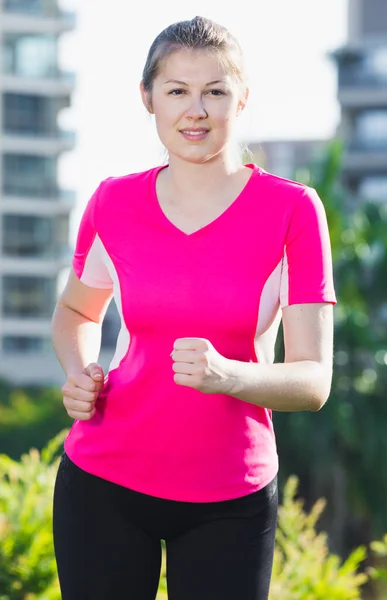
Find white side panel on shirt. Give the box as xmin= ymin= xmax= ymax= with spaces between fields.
xmin=97 ymin=236 xmax=131 ymax=373
xmin=81 ymin=234 xmax=114 ymax=289
xmin=253 ymin=256 xmax=283 ymax=364
xmin=279 ymin=248 xmax=289 ymax=308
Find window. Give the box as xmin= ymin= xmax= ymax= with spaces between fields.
xmin=359 ymin=176 xmax=387 ymax=203
xmin=3 ymin=215 xmax=53 ymax=257
xmin=3 ymin=33 xmax=57 ymax=79
xmin=339 ymin=46 xmax=387 ymax=87
xmin=4 ymin=0 xmax=43 ymax=14
xmin=3 ymin=94 xmax=52 ymax=136
xmin=2 ymin=336 xmax=50 ymax=353
xmin=364 ymin=47 xmax=387 ymax=82
xmin=354 ymin=110 xmax=387 ymax=149
xmin=3 ymin=276 xmax=55 ymax=318
xmin=3 ymin=154 xmax=57 ymax=197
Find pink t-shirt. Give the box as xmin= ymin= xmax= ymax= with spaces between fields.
xmin=64 ymin=163 xmax=336 ymax=502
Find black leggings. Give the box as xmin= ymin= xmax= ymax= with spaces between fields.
xmin=53 ymin=452 xmax=278 ymax=600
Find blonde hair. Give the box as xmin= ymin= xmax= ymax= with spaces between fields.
xmin=141 ymin=16 xmax=247 ymax=92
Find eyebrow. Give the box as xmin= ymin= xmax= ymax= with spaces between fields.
xmin=163 ymin=79 xmax=227 ymax=86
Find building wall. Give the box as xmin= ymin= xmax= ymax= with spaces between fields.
xmin=0 ymin=0 xmax=78 ymax=386
xmin=335 ymin=0 xmax=387 ymax=205
xmin=360 ymin=0 xmax=387 ymax=40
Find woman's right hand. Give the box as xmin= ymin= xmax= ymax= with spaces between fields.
xmin=62 ymin=363 xmax=105 ymax=420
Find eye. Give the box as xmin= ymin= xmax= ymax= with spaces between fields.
xmin=168 ymin=89 xmax=186 ymax=95
xmin=207 ymin=89 xmax=226 ymax=96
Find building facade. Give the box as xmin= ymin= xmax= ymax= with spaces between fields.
xmin=334 ymin=0 xmax=387 ymax=205
xmin=0 ymin=0 xmax=77 ymax=384
xmin=248 ymin=139 xmax=327 ymax=181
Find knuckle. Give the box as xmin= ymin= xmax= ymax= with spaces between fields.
xmin=63 ymin=396 xmax=71 ymax=408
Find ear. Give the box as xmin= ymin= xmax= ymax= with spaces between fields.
xmin=237 ymin=86 xmax=249 ymax=116
xmin=139 ymin=81 xmax=153 ymax=114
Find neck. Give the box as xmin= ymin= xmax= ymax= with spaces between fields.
xmin=164 ymin=151 xmax=243 ymax=206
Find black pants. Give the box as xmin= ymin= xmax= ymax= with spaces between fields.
xmin=53 ymin=452 xmax=278 ymax=600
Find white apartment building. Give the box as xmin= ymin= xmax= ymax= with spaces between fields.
xmin=333 ymin=0 xmax=387 ymax=204
xmin=0 ymin=0 xmax=77 ymax=385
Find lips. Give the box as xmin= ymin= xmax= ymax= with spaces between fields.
xmin=180 ymin=129 xmax=209 ymax=135
xmin=179 ymin=128 xmax=210 ymax=141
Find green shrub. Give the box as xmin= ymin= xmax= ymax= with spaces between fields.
xmin=0 ymin=430 xmax=67 ymax=600
xmin=0 ymin=437 xmax=372 ymax=599
xmin=270 ymin=476 xmax=368 ymax=599
xmin=368 ymin=534 xmax=387 ymax=599
xmin=0 ymin=380 xmax=70 ymax=460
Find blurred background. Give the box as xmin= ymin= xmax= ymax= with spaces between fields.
xmin=0 ymin=0 xmax=387 ymax=598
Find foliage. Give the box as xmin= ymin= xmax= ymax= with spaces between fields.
xmin=0 ymin=380 xmax=70 ymax=460
xmin=0 ymin=430 xmax=67 ymax=600
xmin=367 ymin=535 xmax=387 ymax=599
xmin=0 ymin=436 xmax=371 ymax=599
xmin=269 ymin=476 xmax=367 ymax=599
xmin=272 ymin=138 xmax=387 ymax=553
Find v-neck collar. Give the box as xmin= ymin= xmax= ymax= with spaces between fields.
xmin=150 ymin=163 xmax=262 ymax=239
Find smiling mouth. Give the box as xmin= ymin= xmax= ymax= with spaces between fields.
xmin=180 ymin=129 xmax=209 ymax=134
xmin=179 ymin=129 xmax=209 ymax=140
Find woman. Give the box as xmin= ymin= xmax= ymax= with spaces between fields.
xmin=52 ymin=15 xmax=336 ymax=600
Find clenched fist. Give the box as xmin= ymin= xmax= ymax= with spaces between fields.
xmin=170 ymin=338 xmax=232 ymax=394
xmin=62 ymin=363 xmax=105 ymax=421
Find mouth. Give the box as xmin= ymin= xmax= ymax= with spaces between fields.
xmin=179 ymin=129 xmax=209 ymax=141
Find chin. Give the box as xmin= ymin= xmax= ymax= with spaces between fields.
xmin=172 ymin=147 xmax=223 ymax=165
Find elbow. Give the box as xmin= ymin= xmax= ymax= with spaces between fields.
xmin=309 ymin=394 xmax=329 ymax=412
xmin=306 ymin=361 xmax=332 ymax=412
xmin=309 ymin=383 xmax=331 ymax=412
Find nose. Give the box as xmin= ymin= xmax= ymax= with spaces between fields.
xmin=185 ymin=95 xmax=208 ymax=119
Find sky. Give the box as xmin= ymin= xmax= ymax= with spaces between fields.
xmin=57 ymin=0 xmax=348 ymax=234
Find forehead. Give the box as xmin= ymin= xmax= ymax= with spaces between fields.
xmin=157 ymin=49 xmax=233 ymax=84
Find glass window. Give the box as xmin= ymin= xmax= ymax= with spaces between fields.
xmin=3 ymin=33 xmax=57 ymax=79
xmin=354 ymin=110 xmax=387 ymax=148
xmin=3 ymin=94 xmax=51 ymax=136
xmin=359 ymin=176 xmax=387 ymax=203
xmin=2 ymin=336 xmax=50 ymax=353
xmin=364 ymin=47 xmax=387 ymax=81
xmin=3 ymin=215 xmax=53 ymax=257
xmin=3 ymin=154 xmax=57 ymax=197
xmin=3 ymin=276 xmax=55 ymax=318
xmin=4 ymin=0 xmax=59 ymax=17
xmin=4 ymin=0 xmax=43 ymax=14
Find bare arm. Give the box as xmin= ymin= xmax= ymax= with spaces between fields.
xmin=225 ymin=303 xmax=334 ymax=412
xmin=52 ymin=270 xmax=113 ymax=376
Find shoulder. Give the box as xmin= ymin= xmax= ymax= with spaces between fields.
xmin=250 ymin=165 xmax=324 ymax=217
xmin=256 ymin=166 xmax=312 ymax=199
xmin=91 ymin=165 xmax=164 ymax=223
xmin=98 ymin=165 xmax=163 ymax=199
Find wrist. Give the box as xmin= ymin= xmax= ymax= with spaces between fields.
xmin=221 ymin=358 xmax=245 ymax=396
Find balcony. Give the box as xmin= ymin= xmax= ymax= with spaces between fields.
xmin=1 ymin=1 xmax=76 ymax=34
xmin=1 ymin=188 xmax=76 ymax=213
xmin=0 ymin=317 xmax=53 ymax=337
xmin=1 ymin=70 xmax=76 ymax=96
xmin=0 ymin=255 xmax=70 ymax=275
xmin=342 ymin=139 xmax=387 ymax=172
xmin=0 ymin=340 xmax=69 ymax=385
xmin=338 ymin=72 xmax=387 ymax=108
xmin=2 ymin=129 xmax=76 ymax=155
xmin=336 ymin=46 xmax=387 ymax=108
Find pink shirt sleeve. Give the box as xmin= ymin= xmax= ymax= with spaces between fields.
xmin=280 ymin=186 xmax=336 ymax=307
xmin=72 ymin=182 xmax=114 ymax=289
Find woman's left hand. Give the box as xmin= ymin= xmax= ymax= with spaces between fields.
xmin=170 ymin=337 xmax=233 ymax=394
